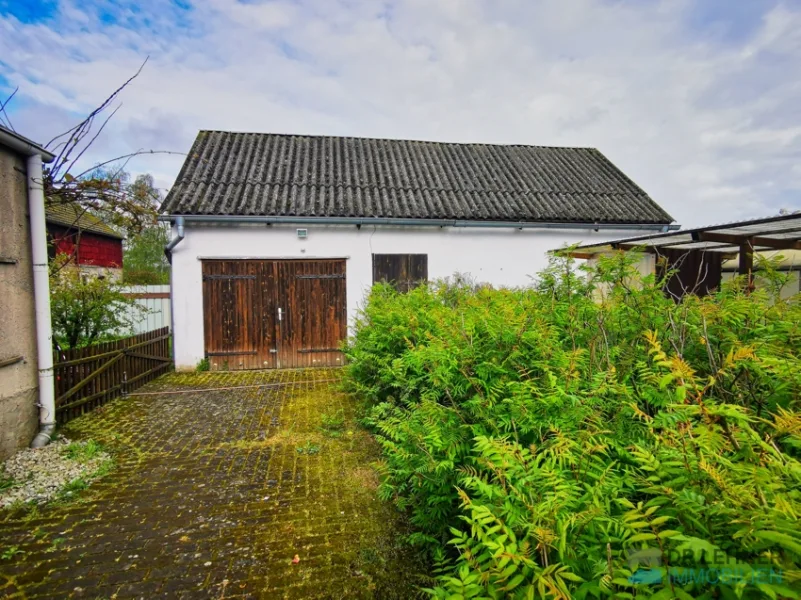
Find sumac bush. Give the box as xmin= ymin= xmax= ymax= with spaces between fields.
xmin=344 ymin=254 xmax=801 ymax=599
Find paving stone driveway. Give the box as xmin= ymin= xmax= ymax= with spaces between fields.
xmin=0 ymin=369 xmax=421 ymax=599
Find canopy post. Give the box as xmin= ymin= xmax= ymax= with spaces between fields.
xmin=738 ymin=238 xmax=754 ymax=293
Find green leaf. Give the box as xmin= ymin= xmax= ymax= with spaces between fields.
xmin=753 ymin=530 xmax=801 ymax=555
xmin=628 ymin=533 xmax=657 ymax=542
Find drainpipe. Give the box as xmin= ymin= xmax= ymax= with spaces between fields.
xmin=27 ymin=154 xmax=56 ymax=447
xmin=164 ymin=216 xmax=185 ymax=262
xmin=164 ymin=217 xmax=185 ymax=362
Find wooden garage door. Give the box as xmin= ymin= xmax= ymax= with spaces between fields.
xmin=202 ymin=259 xmax=346 ymax=370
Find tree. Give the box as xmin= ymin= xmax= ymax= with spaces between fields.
xmin=123 ymin=225 xmax=170 ymax=284
xmin=50 ymin=255 xmax=141 ymax=348
xmin=120 ymin=172 xmax=170 ymax=284
xmin=1 ymin=59 xmax=182 ymax=235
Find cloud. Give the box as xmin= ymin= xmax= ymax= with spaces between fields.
xmin=1 ymin=0 xmax=800 ymax=224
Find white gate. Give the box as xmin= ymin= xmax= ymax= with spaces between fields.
xmin=120 ymin=285 xmax=171 ymax=334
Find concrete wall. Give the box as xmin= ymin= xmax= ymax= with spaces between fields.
xmin=0 ymin=146 xmax=38 ymax=459
xmin=170 ymin=223 xmax=659 ymax=370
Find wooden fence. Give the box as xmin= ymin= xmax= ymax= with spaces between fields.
xmin=54 ymin=327 xmax=172 ymax=423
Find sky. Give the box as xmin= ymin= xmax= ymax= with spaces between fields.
xmin=1 ymin=0 xmax=801 ymax=227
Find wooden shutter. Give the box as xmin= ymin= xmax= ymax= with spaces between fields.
xmin=372 ymin=254 xmax=428 ymax=292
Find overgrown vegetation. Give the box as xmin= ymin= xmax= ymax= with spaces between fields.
xmin=320 ymin=409 xmax=346 ymax=438
xmin=62 ymin=439 xmax=105 ymax=463
xmin=49 ymin=254 xmax=142 ymax=348
xmin=123 ymin=223 xmax=170 ymax=284
xmin=344 ymin=253 xmax=801 ymax=599
xmin=0 ymin=471 xmax=15 ymax=492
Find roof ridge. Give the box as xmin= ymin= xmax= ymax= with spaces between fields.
xmin=196 ymin=129 xmax=598 ymax=152
xmin=177 ymin=180 xmax=653 ymax=197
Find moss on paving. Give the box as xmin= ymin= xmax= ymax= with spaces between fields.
xmin=0 ymin=369 xmax=426 ymax=599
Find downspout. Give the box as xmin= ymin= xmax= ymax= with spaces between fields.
xmin=164 ymin=216 xmax=185 ymax=261
xmin=27 ymin=154 xmax=56 ymax=447
xmin=164 ymin=217 xmax=185 ymax=362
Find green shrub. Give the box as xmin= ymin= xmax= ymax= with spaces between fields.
xmin=345 ymin=254 xmax=801 ymax=599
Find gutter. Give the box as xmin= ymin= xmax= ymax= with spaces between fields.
xmin=0 ymin=128 xmax=58 ymax=448
xmin=158 ymin=214 xmax=679 ymax=232
xmin=0 ymin=127 xmax=55 ymax=162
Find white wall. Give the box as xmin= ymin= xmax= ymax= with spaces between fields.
xmin=170 ymin=223 xmax=658 ymax=370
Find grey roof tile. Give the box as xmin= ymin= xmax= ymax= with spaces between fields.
xmin=161 ymin=131 xmax=674 ymax=224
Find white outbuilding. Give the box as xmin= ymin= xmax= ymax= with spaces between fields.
xmin=161 ymin=131 xmax=676 ymax=371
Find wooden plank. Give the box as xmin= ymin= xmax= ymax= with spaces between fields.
xmin=699 ymin=231 xmax=801 ymax=251
xmin=53 ymin=334 xmax=171 ymax=366
xmin=0 ymin=355 xmax=24 ymax=368
xmin=56 ymin=351 xmax=124 ymax=405
xmin=739 ymin=239 xmax=755 ymax=292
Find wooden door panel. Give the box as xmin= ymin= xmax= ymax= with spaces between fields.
xmin=276 ymin=259 xmax=346 ymax=368
xmin=258 ymin=261 xmax=278 ymax=369
xmin=202 ymin=260 xmax=273 ymax=370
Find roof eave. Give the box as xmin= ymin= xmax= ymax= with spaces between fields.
xmin=157 ymin=213 xmax=677 ymax=232
xmin=45 ymin=219 xmax=124 ymax=240
xmin=0 ymin=126 xmax=55 ymax=162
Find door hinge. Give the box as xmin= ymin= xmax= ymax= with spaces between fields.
xmin=202 ymin=274 xmax=256 ymax=281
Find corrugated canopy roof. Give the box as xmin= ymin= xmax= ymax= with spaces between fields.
xmin=45 ymin=204 xmax=124 ymax=240
xmin=557 ymin=213 xmax=801 ymax=258
xmin=160 ymin=131 xmax=675 ymax=225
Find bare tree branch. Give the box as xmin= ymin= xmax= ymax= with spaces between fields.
xmin=0 ymin=87 xmax=19 ymax=131
xmin=45 ymin=56 xmax=149 ymax=149
xmin=73 ymin=149 xmax=186 ymax=180
xmin=65 ymin=104 xmax=122 ymax=174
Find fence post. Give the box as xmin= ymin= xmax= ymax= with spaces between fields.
xmin=122 ymin=370 xmax=128 ymax=398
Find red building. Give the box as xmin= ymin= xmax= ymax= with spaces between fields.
xmin=46 ymin=205 xmax=124 ymax=276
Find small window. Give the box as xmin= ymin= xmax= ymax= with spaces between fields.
xmin=372 ymin=254 xmax=428 ymax=292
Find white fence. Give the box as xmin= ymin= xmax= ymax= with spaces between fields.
xmin=120 ymin=285 xmax=171 ymax=334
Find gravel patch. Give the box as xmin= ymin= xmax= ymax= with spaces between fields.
xmin=0 ymin=438 xmax=112 ymax=508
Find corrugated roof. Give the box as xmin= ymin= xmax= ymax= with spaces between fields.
xmin=45 ymin=204 xmax=124 ymax=239
xmin=160 ymin=131 xmax=674 ymax=225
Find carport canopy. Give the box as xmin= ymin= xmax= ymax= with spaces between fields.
xmin=557 ymin=213 xmax=801 ymax=278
